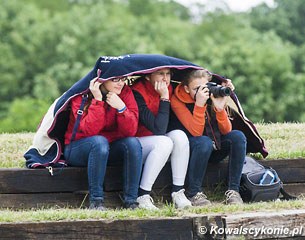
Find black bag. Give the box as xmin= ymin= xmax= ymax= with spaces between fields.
xmin=239 ymin=156 xmax=296 ymax=202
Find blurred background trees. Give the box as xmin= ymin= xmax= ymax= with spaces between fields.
xmin=1 ymin=0 xmax=304 ymax=132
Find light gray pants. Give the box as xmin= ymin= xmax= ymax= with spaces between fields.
xmin=138 ymin=130 xmax=190 ymax=191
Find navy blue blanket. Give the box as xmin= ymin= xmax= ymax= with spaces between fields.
xmin=24 ymin=54 xmax=203 ymax=168
xmin=24 ymin=54 xmax=268 ymax=169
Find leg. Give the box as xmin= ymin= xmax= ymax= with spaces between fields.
xmin=136 ymin=136 xmax=173 ymax=210
xmin=166 ymin=130 xmax=192 ymax=209
xmin=64 ymin=136 xmax=109 ymax=203
xmin=166 ymin=130 xmax=189 ymax=188
xmin=138 ymin=136 xmax=173 ymax=191
xmin=210 ymin=130 xmax=246 ymax=204
xmin=108 ymin=137 xmax=142 ymax=207
xmin=223 ymin=130 xmax=247 ymax=191
xmin=187 ymin=136 xmax=214 ymax=197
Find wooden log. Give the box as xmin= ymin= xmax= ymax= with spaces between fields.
xmin=0 ymin=192 xmax=123 ymax=210
xmin=0 ymin=218 xmax=193 ymax=240
xmin=223 ymin=209 xmax=305 ymax=239
xmin=282 ymin=183 xmax=305 ymax=197
xmin=0 ymin=159 xmax=304 ymax=194
xmin=0 ymin=167 xmax=88 ymax=193
xmin=192 ymin=210 xmax=305 ymax=239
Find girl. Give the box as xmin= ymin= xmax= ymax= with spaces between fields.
xmin=170 ymin=69 xmax=246 ymax=205
xmin=64 ymin=76 xmax=142 ymax=210
xmin=132 ymin=68 xmax=192 ymax=210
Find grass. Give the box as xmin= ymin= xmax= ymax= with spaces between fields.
xmin=0 ymin=123 xmax=305 ymax=223
xmin=253 ymin=122 xmax=305 ymax=160
xmin=0 ymin=198 xmax=304 ymax=223
xmin=1 ymin=123 xmax=304 ymax=168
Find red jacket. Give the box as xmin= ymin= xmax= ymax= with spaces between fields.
xmin=64 ymin=85 xmax=138 ymax=145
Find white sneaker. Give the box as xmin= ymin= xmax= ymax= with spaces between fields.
xmin=171 ymin=189 xmax=192 ymax=209
xmin=136 ymin=194 xmax=159 ymax=210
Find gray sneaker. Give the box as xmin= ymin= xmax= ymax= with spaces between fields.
xmin=189 ymin=192 xmax=211 ymax=206
xmin=225 ymin=190 xmax=243 ymax=204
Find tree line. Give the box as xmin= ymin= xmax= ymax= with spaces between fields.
xmin=1 ymin=0 xmax=305 ymax=132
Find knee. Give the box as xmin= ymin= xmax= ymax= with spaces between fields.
xmin=167 ymin=130 xmax=189 ymax=147
xmin=190 ymin=136 xmax=213 ymax=154
xmin=148 ymin=136 xmax=173 ymax=156
xmin=88 ymin=136 xmax=109 ymax=154
xmin=157 ymin=136 xmax=174 ymax=152
xmin=229 ymin=130 xmax=247 ymax=145
xmin=120 ymin=137 xmax=142 ymax=150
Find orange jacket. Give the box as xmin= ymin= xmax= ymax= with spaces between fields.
xmin=171 ymin=83 xmax=232 ymax=137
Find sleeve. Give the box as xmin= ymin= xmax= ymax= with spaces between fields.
xmin=71 ymin=96 xmax=106 ymax=135
xmin=115 ymin=88 xmax=139 ymax=137
xmin=171 ymin=95 xmax=207 ymax=136
xmin=133 ymin=90 xmax=169 ymax=135
xmin=215 ymin=108 xmax=232 ymax=135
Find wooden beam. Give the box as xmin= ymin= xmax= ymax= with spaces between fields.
xmin=0 ymin=159 xmax=304 ymax=194
xmin=0 ymin=218 xmax=193 ymax=240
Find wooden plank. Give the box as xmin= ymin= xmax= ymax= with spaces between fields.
xmin=223 ymin=209 xmax=305 ymax=239
xmin=0 ymin=192 xmax=86 ymax=209
xmin=0 ymin=158 xmax=304 ymax=194
xmin=260 ymin=159 xmax=305 ymax=183
xmin=282 ymin=183 xmax=305 ymax=197
xmin=0 ymin=218 xmax=193 ymax=240
xmin=0 ymin=192 xmax=123 ymax=209
xmin=0 ymin=167 xmax=88 ymax=193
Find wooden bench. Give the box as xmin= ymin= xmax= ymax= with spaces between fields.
xmin=0 ymin=158 xmax=304 ymax=209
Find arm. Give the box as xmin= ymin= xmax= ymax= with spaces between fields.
xmin=215 ymin=108 xmax=232 ymax=134
xmin=115 ymin=88 xmax=139 ymax=137
xmin=133 ymin=91 xmax=170 ymax=135
xmin=171 ymin=95 xmax=207 ymax=136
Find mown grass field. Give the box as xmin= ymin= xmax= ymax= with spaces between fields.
xmin=1 ymin=122 xmax=304 ymax=168
xmin=0 ymin=122 xmax=304 ymax=222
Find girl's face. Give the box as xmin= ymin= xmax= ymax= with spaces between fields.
xmin=101 ymin=77 xmax=126 ymax=95
xmin=145 ymin=68 xmax=171 ymax=87
xmin=184 ymin=77 xmax=209 ymax=100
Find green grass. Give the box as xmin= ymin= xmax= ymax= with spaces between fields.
xmin=0 ymin=198 xmax=304 ymax=223
xmin=1 ymin=123 xmax=304 ymax=168
xmin=253 ymin=122 xmax=305 ymax=160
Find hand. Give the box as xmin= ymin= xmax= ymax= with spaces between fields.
xmin=89 ymin=78 xmax=103 ymax=101
xmin=222 ymin=78 xmax=235 ymax=91
xmin=210 ymin=94 xmax=228 ymax=111
xmin=195 ymin=85 xmax=210 ymax=107
xmin=154 ymin=81 xmax=169 ymax=99
xmin=106 ymin=92 xmax=126 ymax=110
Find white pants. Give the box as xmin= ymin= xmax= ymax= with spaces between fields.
xmin=138 ymin=130 xmax=190 ymax=191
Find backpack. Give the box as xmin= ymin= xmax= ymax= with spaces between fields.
xmin=239 ymin=156 xmax=296 ymax=202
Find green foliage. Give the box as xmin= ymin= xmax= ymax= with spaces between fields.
xmin=250 ymin=0 xmax=305 ymax=46
xmin=0 ymin=97 xmax=50 ymax=133
xmin=1 ymin=0 xmax=305 ymax=132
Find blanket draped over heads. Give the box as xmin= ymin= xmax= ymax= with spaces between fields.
xmin=24 ymin=54 xmax=203 ymax=168
xmin=24 ymin=54 xmax=268 ymax=169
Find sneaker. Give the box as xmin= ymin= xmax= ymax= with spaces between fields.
xmin=123 ymin=201 xmax=139 ymax=210
xmin=171 ymin=189 xmax=192 ymax=209
xmin=225 ymin=190 xmax=243 ymax=205
xmin=89 ymin=200 xmax=107 ymax=211
xmin=189 ymin=192 xmax=211 ymax=206
xmin=137 ymin=194 xmax=159 ymax=210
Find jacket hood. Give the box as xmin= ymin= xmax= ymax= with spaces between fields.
xmin=174 ymin=83 xmax=195 ymax=104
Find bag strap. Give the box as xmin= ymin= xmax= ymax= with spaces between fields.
xmin=280 ymin=182 xmax=297 ymax=200
xmin=57 ymin=93 xmax=88 ymax=173
xmin=71 ymin=94 xmax=88 ymax=142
